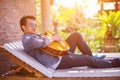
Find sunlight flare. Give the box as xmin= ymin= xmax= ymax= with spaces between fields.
xmin=54 ymin=0 xmax=99 ymax=18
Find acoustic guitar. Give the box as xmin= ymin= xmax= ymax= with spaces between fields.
xmin=42 ymin=24 xmax=70 ymax=56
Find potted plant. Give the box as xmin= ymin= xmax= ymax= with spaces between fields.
xmin=97 ymin=11 xmax=120 ymax=52
xmin=98 ymin=11 xmax=120 ymax=38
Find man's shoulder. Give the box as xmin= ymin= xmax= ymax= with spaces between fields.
xmin=22 ymin=34 xmax=37 ymax=42
xmin=23 ymin=34 xmax=38 ymax=37
xmin=23 ymin=34 xmax=40 ymax=39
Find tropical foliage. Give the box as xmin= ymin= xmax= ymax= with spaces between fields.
xmin=50 ymin=5 xmax=105 ymax=52
xmin=97 ymin=11 xmax=120 ymax=38
xmin=35 ymin=0 xmax=120 ymax=52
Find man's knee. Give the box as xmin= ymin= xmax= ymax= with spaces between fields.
xmin=72 ymin=32 xmax=82 ymax=37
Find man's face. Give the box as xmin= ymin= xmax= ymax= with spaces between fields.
xmin=22 ymin=18 xmax=37 ymax=34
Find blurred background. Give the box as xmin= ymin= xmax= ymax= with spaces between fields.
xmin=0 ymin=0 xmax=120 ymax=76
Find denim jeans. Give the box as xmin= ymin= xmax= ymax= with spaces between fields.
xmin=57 ymin=32 xmax=113 ymax=69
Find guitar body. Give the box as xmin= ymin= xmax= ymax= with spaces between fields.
xmin=42 ymin=30 xmax=70 ymax=56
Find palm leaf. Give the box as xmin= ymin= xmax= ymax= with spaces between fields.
xmin=114 ymin=11 xmax=120 ymax=26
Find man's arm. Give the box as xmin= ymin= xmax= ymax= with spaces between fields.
xmin=22 ymin=35 xmax=51 ymax=50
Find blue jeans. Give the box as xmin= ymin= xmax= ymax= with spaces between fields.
xmin=57 ymin=32 xmax=113 ymax=69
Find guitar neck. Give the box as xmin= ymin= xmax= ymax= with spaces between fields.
xmin=53 ymin=21 xmax=58 ymax=35
xmin=54 ymin=26 xmax=58 ymax=35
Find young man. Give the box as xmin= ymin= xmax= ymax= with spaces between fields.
xmin=20 ymin=15 xmax=120 ymax=69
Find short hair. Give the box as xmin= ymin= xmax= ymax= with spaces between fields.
xmin=20 ymin=15 xmax=35 ymax=32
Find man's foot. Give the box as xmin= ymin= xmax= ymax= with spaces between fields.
xmin=93 ymin=54 xmax=106 ymax=59
xmin=112 ymin=58 xmax=120 ymax=67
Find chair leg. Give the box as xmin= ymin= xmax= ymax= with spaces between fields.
xmin=2 ymin=67 xmax=23 ymax=76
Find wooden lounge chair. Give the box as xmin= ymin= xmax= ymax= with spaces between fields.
xmin=0 ymin=41 xmax=120 ymax=80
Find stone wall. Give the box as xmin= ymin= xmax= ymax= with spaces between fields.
xmin=0 ymin=0 xmax=36 ymax=75
xmin=0 ymin=0 xmax=36 ymax=45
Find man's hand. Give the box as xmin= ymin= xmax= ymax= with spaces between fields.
xmin=51 ymin=34 xmax=63 ymax=41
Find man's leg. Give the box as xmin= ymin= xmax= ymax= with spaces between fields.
xmin=57 ymin=52 xmax=116 ymax=69
xmin=66 ymin=32 xmax=92 ymax=56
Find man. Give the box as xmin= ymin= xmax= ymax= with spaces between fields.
xmin=20 ymin=15 xmax=120 ymax=69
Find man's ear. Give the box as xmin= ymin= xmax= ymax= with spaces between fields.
xmin=21 ymin=25 xmax=25 ymax=31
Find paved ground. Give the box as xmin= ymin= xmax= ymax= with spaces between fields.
xmin=0 ymin=76 xmax=120 ymax=80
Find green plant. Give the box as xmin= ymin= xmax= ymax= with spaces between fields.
xmin=98 ymin=11 xmax=120 ymax=38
